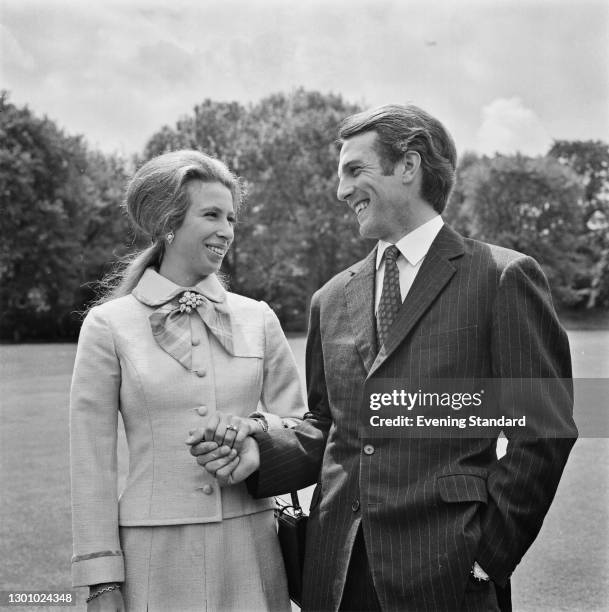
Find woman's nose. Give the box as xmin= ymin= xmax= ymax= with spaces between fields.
xmin=217 ymin=219 xmax=234 ymax=241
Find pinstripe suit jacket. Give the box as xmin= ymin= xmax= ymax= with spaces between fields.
xmin=249 ymin=225 xmax=577 ymax=611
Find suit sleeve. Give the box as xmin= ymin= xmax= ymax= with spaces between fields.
xmin=476 ymin=255 xmax=578 ymax=585
xmin=247 ymin=291 xmax=333 ymax=497
xmin=70 ymin=307 xmax=124 ymax=587
xmin=256 ymin=302 xmax=307 ymax=428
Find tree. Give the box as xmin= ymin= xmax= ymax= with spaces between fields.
xmin=0 ymin=92 xmax=128 ymax=340
xmin=549 ymin=140 xmax=609 ymax=308
xmin=451 ymin=153 xmax=587 ymax=308
xmin=236 ymin=89 xmax=367 ymax=327
xmin=549 ymin=140 xmax=609 ymax=222
xmin=444 ymin=150 xmax=482 ymax=236
xmin=75 ymin=150 xmax=131 ymax=309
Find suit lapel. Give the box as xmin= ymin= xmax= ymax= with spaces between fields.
xmin=369 ymin=225 xmax=465 ymax=377
xmin=344 ymin=248 xmax=378 ymax=373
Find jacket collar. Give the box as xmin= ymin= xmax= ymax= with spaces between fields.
xmin=368 ymin=225 xmax=465 ymax=376
xmin=343 ymin=226 xmax=466 ymax=377
xmin=376 ymin=215 xmax=444 ymax=268
xmin=132 ymin=268 xmax=226 ymax=307
xmin=344 ymin=248 xmax=379 ymax=372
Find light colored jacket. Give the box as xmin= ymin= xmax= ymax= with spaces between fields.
xmin=70 ymin=269 xmax=306 ymax=586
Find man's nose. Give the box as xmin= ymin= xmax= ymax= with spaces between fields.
xmin=336 ymin=176 xmax=354 ymax=203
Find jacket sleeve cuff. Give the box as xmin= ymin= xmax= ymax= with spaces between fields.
xmin=71 ymin=551 xmax=125 ymax=587
xmin=249 ymin=410 xmax=300 ymax=430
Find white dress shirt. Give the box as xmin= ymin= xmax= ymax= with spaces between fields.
xmin=374 ymin=215 xmax=444 ymax=313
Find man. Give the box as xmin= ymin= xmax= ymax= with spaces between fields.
xmin=190 ymin=104 xmax=577 ymax=611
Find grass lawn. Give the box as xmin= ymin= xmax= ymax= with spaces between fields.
xmin=0 ymin=331 xmax=607 ymax=611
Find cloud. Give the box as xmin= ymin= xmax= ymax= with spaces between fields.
xmin=134 ymin=41 xmax=201 ymax=85
xmin=0 ymin=24 xmax=36 ymax=74
xmin=2 ymin=1 xmax=606 ymax=155
xmin=475 ymin=97 xmax=551 ymax=156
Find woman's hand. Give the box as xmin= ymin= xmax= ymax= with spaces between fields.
xmin=191 ymin=406 xmax=258 ymax=452
xmin=87 ymin=586 xmax=124 ymax=611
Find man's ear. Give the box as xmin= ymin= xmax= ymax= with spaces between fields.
xmin=400 ymin=150 xmax=421 ymax=184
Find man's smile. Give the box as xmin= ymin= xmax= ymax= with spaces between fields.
xmin=353 ymin=199 xmax=370 ymax=216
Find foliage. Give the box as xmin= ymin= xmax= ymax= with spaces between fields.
xmin=2 ymin=89 xmax=608 ymax=340
xmin=548 ymin=140 xmax=609 ymax=308
xmin=235 ymin=90 xmax=368 ymax=327
xmin=447 ymin=149 xmax=609 ymax=308
xmin=0 ymin=92 xmax=128 ymax=340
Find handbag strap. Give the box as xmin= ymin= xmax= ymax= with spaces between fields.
xmin=290 ymin=491 xmax=304 ymax=517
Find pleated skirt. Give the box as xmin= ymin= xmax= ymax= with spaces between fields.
xmin=119 ymin=509 xmax=291 ymax=612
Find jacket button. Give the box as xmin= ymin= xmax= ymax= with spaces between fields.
xmin=363 ymin=444 xmax=375 ymax=455
xmin=202 ymin=484 xmax=213 ymax=495
xmin=195 ymin=369 xmax=206 ymax=377
xmin=191 ymin=337 xmax=200 ymax=346
xmin=351 ymin=499 xmax=360 ymax=512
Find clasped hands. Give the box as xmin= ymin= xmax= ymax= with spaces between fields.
xmin=185 ymin=406 xmax=261 ymax=486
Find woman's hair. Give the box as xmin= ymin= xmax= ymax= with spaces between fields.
xmin=94 ymin=150 xmax=242 ymax=305
xmin=338 ymin=104 xmax=457 ymax=213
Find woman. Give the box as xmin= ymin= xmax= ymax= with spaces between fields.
xmin=70 ymin=150 xmax=306 ymax=611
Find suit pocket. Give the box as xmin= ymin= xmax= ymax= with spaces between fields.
xmin=231 ymin=322 xmax=265 ymax=358
xmin=437 ymin=473 xmax=488 ymax=504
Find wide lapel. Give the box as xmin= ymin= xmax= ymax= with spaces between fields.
xmin=369 ymin=226 xmax=465 ymax=377
xmin=344 ymin=248 xmax=378 ymax=373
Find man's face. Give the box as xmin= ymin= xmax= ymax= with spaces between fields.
xmin=337 ymin=131 xmax=411 ymax=243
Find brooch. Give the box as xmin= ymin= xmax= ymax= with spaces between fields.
xmin=178 ymin=291 xmax=205 ymax=313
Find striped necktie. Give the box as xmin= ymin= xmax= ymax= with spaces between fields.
xmin=376 ymin=245 xmax=401 ymax=349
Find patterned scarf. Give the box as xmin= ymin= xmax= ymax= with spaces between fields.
xmin=133 ymin=269 xmax=234 ymax=371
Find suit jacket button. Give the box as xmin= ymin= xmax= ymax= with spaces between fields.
xmin=351 ymin=499 xmax=360 ymax=512
xmin=191 ymin=337 xmax=201 ymax=346
xmin=363 ymin=444 xmax=375 ymax=455
xmin=195 ymin=369 xmax=206 ymax=377
xmin=202 ymin=484 xmax=213 ymax=495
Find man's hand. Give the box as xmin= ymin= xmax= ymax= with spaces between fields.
xmin=187 ymin=429 xmax=260 ymax=486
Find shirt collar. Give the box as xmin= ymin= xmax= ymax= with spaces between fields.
xmin=132 ymin=268 xmax=226 ymax=307
xmin=376 ymin=215 xmax=444 ymax=269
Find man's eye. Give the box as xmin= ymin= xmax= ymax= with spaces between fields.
xmin=351 ymin=167 xmax=361 ymax=175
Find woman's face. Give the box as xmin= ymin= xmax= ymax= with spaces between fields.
xmin=160 ymin=180 xmax=235 ymax=286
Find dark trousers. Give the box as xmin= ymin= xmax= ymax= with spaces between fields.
xmin=339 ymin=527 xmax=381 ymax=612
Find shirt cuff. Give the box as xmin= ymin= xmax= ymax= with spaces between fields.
xmin=472 ymin=561 xmax=490 ymax=581
xmin=249 ymin=411 xmax=300 ymax=430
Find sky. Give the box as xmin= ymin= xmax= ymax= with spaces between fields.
xmin=1 ymin=0 xmax=608 ymax=158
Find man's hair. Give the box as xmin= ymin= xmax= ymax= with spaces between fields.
xmin=338 ymin=104 xmax=457 ymax=213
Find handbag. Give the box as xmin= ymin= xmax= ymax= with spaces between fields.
xmin=275 ymin=491 xmax=308 ymax=607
